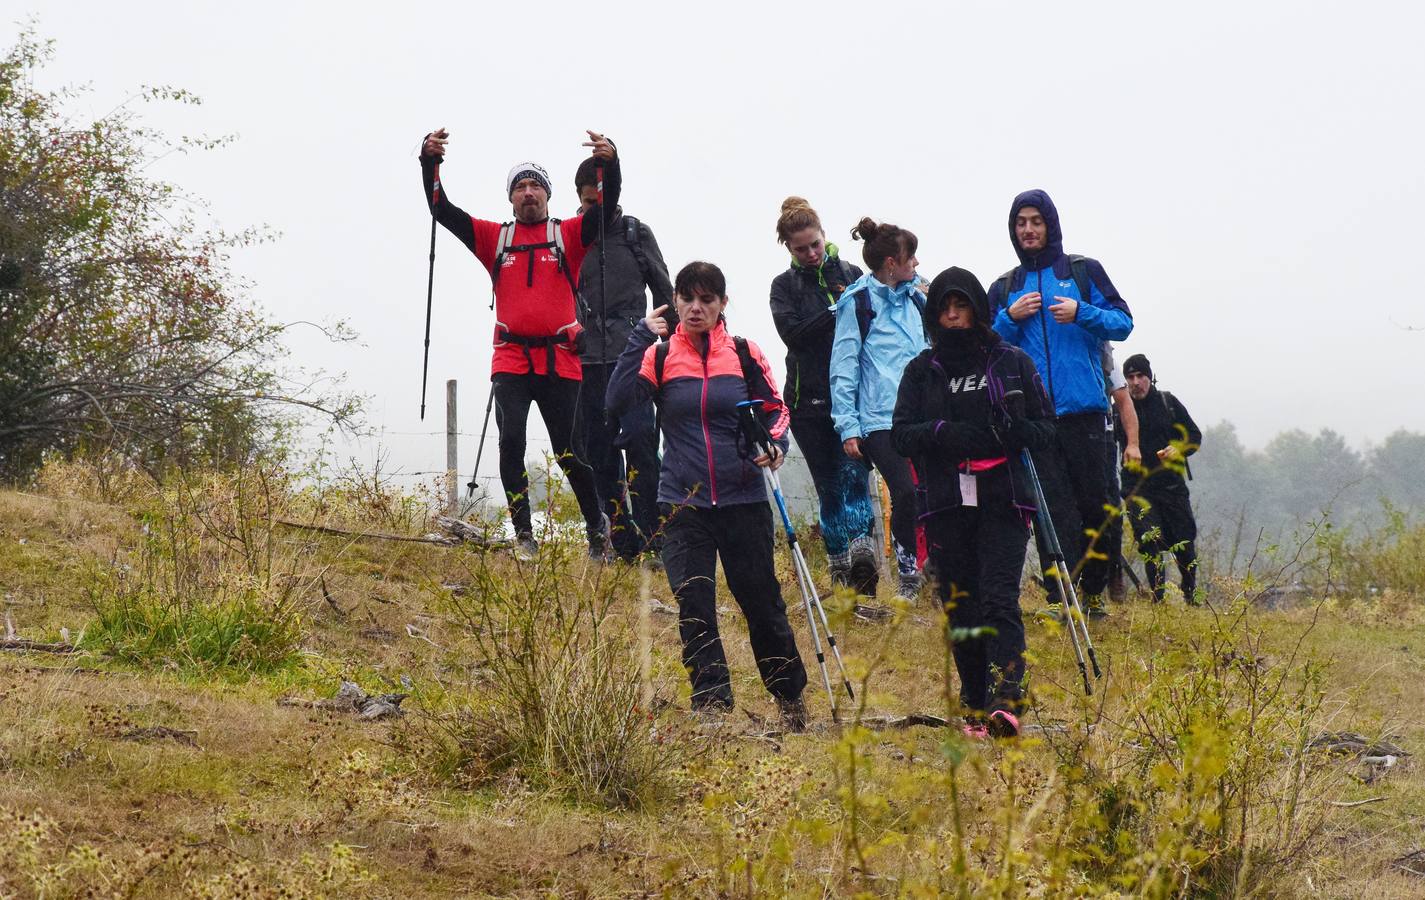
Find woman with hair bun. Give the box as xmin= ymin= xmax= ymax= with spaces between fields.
xmin=829 ymin=217 xmax=928 ymax=601
xmin=769 ymin=198 xmax=879 ymax=595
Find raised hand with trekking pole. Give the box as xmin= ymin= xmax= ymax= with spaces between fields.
xmin=572 ymin=141 xmax=676 ymax=564
xmin=418 ymin=126 xmax=620 ymax=561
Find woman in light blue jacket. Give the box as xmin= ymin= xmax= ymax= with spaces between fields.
xmin=830 ymin=217 xmax=927 ymax=600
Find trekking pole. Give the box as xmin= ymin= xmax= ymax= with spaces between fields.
xmin=420 ymin=161 xmax=441 ymax=420
xmin=466 ymin=386 xmax=496 ymax=500
xmin=596 ymin=161 xmax=608 ymax=367
xmin=737 ymin=401 xmax=855 ymax=720
xmin=1001 ymin=391 xmax=1102 ymax=695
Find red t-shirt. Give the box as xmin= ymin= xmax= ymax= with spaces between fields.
xmin=469 ymin=216 xmax=588 ymax=379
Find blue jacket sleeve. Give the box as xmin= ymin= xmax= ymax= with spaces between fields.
xmin=988 ymin=281 xmax=1026 ymax=343
xmin=606 ymin=321 xmax=657 ymax=418
xmin=1072 ymin=263 xmax=1133 ymax=341
xmin=829 ymin=293 xmax=864 ymax=443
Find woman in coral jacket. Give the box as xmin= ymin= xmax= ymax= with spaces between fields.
xmin=891 ymin=267 xmax=1055 ymax=738
xmin=607 ymin=261 xmax=809 ymax=731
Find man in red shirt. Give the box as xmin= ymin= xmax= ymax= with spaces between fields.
xmin=420 ymin=128 xmax=618 ymax=558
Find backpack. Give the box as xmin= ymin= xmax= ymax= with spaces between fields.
xmin=1158 ymin=389 xmax=1194 ymax=481
xmin=489 ymin=218 xmax=578 ymax=309
xmin=993 ymin=254 xmax=1093 ymax=316
xmin=853 ymin=286 xmax=926 ymax=341
xmin=653 ymin=334 xmax=763 ymax=394
xmin=622 ymin=215 xmax=655 ymax=290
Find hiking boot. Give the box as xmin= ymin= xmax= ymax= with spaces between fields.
xmin=829 ymin=564 xmax=852 ymax=589
xmin=776 ymin=696 xmax=808 ymax=733
xmin=896 ymin=571 xmax=924 ymax=604
xmin=987 ymin=708 xmax=1021 ymax=739
xmin=1036 ymin=603 xmax=1065 ymax=623
xmin=690 ymin=698 xmax=733 ymax=732
xmin=514 ymin=532 xmax=538 ymax=562
xmin=1084 ymin=595 xmax=1109 ymax=621
xmin=848 ymin=535 xmax=881 ymax=597
xmin=1108 ymin=569 xmax=1127 ymax=604
xmin=587 ymin=513 xmax=611 ymax=562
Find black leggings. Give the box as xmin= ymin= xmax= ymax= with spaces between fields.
xmin=492 ymin=372 xmax=603 ymax=537
xmin=926 ymin=505 xmax=1030 ymax=713
xmin=861 ymin=430 xmax=920 ymax=576
xmin=660 ymin=502 xmax=808 ymax=707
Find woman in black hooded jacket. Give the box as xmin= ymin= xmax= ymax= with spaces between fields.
xmin=891 ymin=267 xmax=1055 ymax=738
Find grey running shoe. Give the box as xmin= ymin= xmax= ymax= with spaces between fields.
xmin=896 ymin=571 xmax=924 ymax=603
xmin=514 ymin=532 xmax=538 ymax=562
xmin=848 ymin=535 xmax=881 ymax=597
xmin=588 ymin=513 xmax=611 ymax=562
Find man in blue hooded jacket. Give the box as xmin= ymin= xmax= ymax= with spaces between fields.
xmin=989 ymin=190 xmax=1133 ymax=613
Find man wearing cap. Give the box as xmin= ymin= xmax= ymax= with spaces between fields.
xmin=1119 ymin=353 xmax=1202 ymax=604
xmin=420 ymin=128 xmax=618 ymax=559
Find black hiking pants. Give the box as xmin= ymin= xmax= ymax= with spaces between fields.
xmin=1033 ymin=413 xmax=1111 ymax=598
xmin=1102 ymin=417 xmax=1127 ymax=588
xmin=861 ymin=430 xmax=921 ymax=577
xmin=492 ymin=372 xmax=603 ymax=538
xmin=926 ymin=505 xmax=1031 ymax=713
xmin=660 ymin=501 xmax=807 ymax=708
xmin=578 ymin=362 xmax=662 ymax=559
xmin=1128 ymin=486 xmax=1198 ymax=602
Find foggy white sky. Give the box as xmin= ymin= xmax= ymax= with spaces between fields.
xmin=11 ymin=1 xmax=1425 ymax=484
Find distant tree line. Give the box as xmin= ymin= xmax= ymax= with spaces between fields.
xmin=1187 ymin=423 xmax=1425 ymax=576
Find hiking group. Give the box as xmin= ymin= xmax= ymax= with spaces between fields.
xmin=418 ymin=129 xmax=1204 ymax=736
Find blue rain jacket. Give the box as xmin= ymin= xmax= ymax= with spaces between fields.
xmin=988 ymin=189 xmax=1133 ymax=416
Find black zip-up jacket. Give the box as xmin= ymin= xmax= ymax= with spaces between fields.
xmin=893 ymin=334 xmax=1056 ymax=516
xmin=1119 ymin=386 xmax=1201 ymax=495
xmin=577 ymin=209 xmax=676 ymax=363
xmin=769 ymin=250 xmax=863 ymax=415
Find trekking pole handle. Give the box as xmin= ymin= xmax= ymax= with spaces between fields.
xmin=736 ymin=399 xmax=773 ymax=458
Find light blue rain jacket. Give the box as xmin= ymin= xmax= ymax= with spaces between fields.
xmin=829 ymin=272 xmax=927 ymax=443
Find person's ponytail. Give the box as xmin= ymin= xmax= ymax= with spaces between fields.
xmin=851 ymin=217 xmax=917 ymax=272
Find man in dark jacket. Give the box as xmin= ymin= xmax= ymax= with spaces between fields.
xmin=573 ymin=158 xmax=675 ymax=562
xmin=1119 ymin=354 xmax=1202 ymax=604
xmin=989 ymin=190 xmax=1133 ymax=615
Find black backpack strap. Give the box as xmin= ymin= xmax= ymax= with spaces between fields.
xmin=853 ymin=288 xmax=874 ymax=341
xmin=992 ymin=267 xmax=1020 ymax=311
xmin=1159 ymin=389 xmax=1194 ymax=480
xmin=1068 ymin=254 xmax=1092 ymax=306
xmin=623 ymin=215 xmax=655 ymax=289
xmin=733 ymin=335 xmax=762 ymax=395
xmin=654 ymin=340 xmax=670 ymax=389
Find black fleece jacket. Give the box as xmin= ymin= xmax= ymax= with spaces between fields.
xmin=892 ymin=267 xmax=1055 ymax=516
xmin=577 ymin=210 xmax=676 ymax=363
xmin=769 ymin=252 xmax=863 ymax=414
xmin=1120 ymin=386 xmax=1201 ymax=494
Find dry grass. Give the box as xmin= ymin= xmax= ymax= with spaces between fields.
xmin=0 ymin=471 xmax=1422 ymax=897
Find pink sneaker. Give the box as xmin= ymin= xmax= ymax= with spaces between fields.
xmin=987 ymin=709 xmax=1020 ymax=739
xmin=961 ymin=723 xmax=989 ymax=740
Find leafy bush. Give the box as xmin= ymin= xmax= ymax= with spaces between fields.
xmin=83 ymin=463 xmax=307 ymax=675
